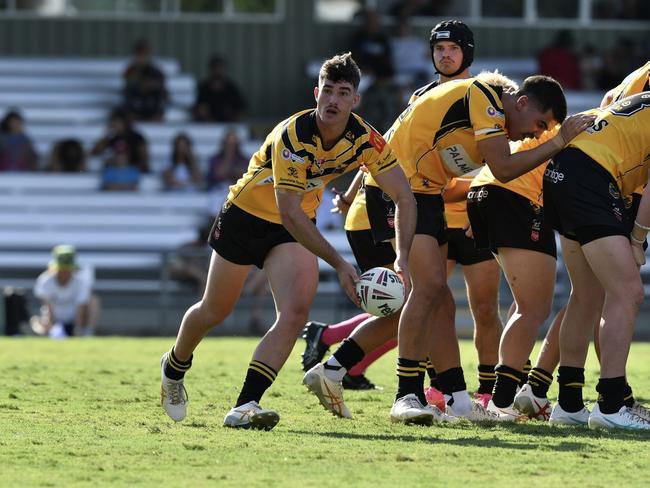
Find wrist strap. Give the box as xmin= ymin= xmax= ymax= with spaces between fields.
xmin=634 ymin=220 xmax=650 ymax=232
xmin=630 ymin=234 xmax=645 ymax=245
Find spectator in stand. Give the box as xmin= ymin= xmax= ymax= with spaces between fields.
xmin=349 ymin=8 xmax=393 ymax=77
xmin=30 ymin=245 xmax=100 ymax=338
xmin=0 ymin=110 xmax=37 ymax=171
xmin=597 ymin=38 xmax=639 ymax=90
xmin=91 ymin=108 xmax=148 ymax=191
xmin=580 ymin=44 xmax=603 ymax=91
xmin=206 ymin=129 xmax=249 ymax=215
xmin=356 ymin=63 xmax=403 ymax=134
xmin=123 ymin=38 xmax=167 ymax=122
xmin=388 ymin=0 xmax=440 ymax=18
xmin=537 ymin=30 xmax=582 ymax=90
xmin=389 ymin=16 xmax=431 ymax=89
xmin=46 ymin=138 xmax=86 ymax=173
xmin=193 ymin=55 xmax=247 ymax=122
xmin=162 ymin=133 xmax=204 ymax=192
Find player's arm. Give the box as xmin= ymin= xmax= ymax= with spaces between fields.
xmin=477 ymin=113 xmax=595 ymax=182
xmin=276 ymin=188 xmax=360 ymax=305
xmin=331 ymin=168 xmax=365 ymax=215
xmin=373 ymin=166 xmax=416 ymax=293
xmin=630 ymin=180 xmax=650 ymax=267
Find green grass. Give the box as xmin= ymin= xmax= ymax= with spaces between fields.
xmin=2 ymin=337 xmax=650 ymax=487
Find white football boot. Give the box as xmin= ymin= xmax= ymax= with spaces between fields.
xmin=629 ymin=401 xmax=650 ymax=422
xmin=514 ymin=384 xmax=552 ymax=421
xmin=549 ymin=404 xmax=590 ymax=426
xmin=486 ymin=399 xmax=528 ymax=422
xmin=588 ymin=404 xmax=650 ymax=431
xmin=390 ymin=393 xmax=458 ymax=425
xmin=160 ymin=353 xmax=188 ymax=422
xmin=223 ymin=401 xmax=280 ymax=430
xmin=303 ymin=363 xmax=352 ymax=418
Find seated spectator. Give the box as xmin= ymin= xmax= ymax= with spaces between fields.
xmin=0 ymin=110 xmax=37 ymax=171
xmin=123 ymin=38 xmax=167 ymax=122
xmin=206 ymin=129 xmax=249 ymax=215
xmin=46 ymin=138 xmax=86 ymax=173
xmin=350 ymin=8 xmax=393 ymax=78
xmin=537 ymin=30 xmax=582 ymax=90
xmin=389 ymin=16 xmax=432 ymax=88
xmin=162 ymin=133 xmax=204 ymax=192
xmin=30 ymin=245 xmax=100 ymax=338
xmin=91 ymin=108 xmax=148 ymax=171
xmin=193 ymin=55 xmax=247 ymax=122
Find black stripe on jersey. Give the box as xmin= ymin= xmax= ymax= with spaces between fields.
xmin=377 ymin=158 xmax=397 ymax=171
xmin=346 ymin=114 xmax=371 ymax=140
xmin=281 ymin=130 xmax=311 ymax=159
xmin=305 ymin=141 xmax=372 ymax=179
xmin=473 ymin=81 xmax=504 ymax=115
xmin=410 ymin=80 xmax=440 ymax=102
xmin=295 ymin=111 xmax=315 ymax=145
xmin=433 ymin=98 xmax=470 ymax=147
xmin=277 ymin=181 xmax=305 ymax=191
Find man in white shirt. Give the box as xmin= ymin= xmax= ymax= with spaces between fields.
xmin=31 ymin=245 xmax=97 ymax=337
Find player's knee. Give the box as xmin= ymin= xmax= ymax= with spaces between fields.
xmin=472 ymin=300 xmax=500 ymax=329
xmin=196 ymin=300 xmax=232 ymax=327
xmin=413 ymin=276 xmax=446 ymax=303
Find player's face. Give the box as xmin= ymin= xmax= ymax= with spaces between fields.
xmin=314 ymin=79 xmax=360 ymax=127
xmin=433 ymin=41 xmax=463 ymax=75
xmin=506 ymin=96 xmax=557 ymax=141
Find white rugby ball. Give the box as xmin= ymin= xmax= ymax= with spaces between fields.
xmin=355 ymin=267 xmax=405 ymax=317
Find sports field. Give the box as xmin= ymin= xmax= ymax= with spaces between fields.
xmin=2 ymin=337 xmax=650 ymax=487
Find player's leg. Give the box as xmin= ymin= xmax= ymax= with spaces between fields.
xmin=488 ymin=247 xmax=555 ymax=416
xmin=162 ymin=251 xmax=251 ymax=422
xmin=581 ymin=235 xmax=648 ymax=429
xmin=462 ymin=258 xmax=502 ymax=406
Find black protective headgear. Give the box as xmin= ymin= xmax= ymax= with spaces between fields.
xmin=429 ymin=20 xmax=474 ymax=77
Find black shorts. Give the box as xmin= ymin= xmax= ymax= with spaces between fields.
xmin=367 ymin=186 xmax=447 ymax=245
xmin=346 ymin=229 xmax=396 ymax=273
xmin=447 ymin=227 xmax=495 ymax=265
xmin=543 ymin=148 xmax=628 ymax=245
xmin=467 ymin=185 xmax=557 ymax=258
xmin=208 ymin=202 xmax=299 ymax=269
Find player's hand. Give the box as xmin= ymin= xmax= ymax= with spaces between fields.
xmin=557 ymin=113 xmax=597 ymax=147
xmin=330 ymin=188 xmax=351 ymax=215
xmin=463 ymin=222 xmax=473 ymax=239
xmin=631 ymin=241 xmax=646 ymax=267
xmin=336 ymin=260 xmax=360 ymax=306
xmin=392 ymin=257 xmax=412 ymax=297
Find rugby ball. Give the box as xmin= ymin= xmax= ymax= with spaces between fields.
xmin=355 ymin=267 xmax=405 ymax=317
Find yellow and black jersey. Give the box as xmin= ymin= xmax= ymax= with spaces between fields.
xmin=344 ymin=180 xmax=370 ymax=231
xmin=226 ymin=109 xmax=398 ymax=224
xmin=445 ymin=200 xmax=468 ymax=229
xmin=471 ymin=125 xmax=560 ymax=204
xmin=609 ymin=61 xmax=650 ymax=103
xmin=385 ymin=77 xmax=506 ymax=194
xmin=567 ymin=92 xmax=650 ymax=197
xmin=408 ymin=80 xmax=441 ymax=105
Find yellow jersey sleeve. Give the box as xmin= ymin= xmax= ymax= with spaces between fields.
xmin=468 ymin=81 xmax=507 ymax=142
xmin=272 ymin=129 xmax=310 ymax=192
xmin=363 ymin=129 xmax=399 ymax=177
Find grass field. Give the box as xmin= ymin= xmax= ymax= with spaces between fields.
xmin=2 ymin=337 xmax=650 ymax=487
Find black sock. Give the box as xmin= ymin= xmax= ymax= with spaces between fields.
xmin=528 ymin=367 xmax=553 ymax=398
xmin=596 ymin=376 xmax=626 ymax=414
xmin=492 ymin=364 xmax=521 ymax=408
xmin=437 ymin=367 xmax=467 ymax=397
xmin=235 ymin=360 xmax=277 ymax=407
xmin=519 ymin=359 xmax=532 ymax=387
xmin=426 ymin=360 xmax=439 ymax=388
xmin=164 ymin=347 xmax=192 ymax=381
xmin=332 ymin=338 xmax=366 ymax=370
xmin=477 ymin=364 xmax=496 ymax=394
xmin=623 ymin=383 xmax=635 ymax=408
xmin=557 ymin=366 xmax=585 ymax=413
xmin=396 ymin=358 xmax=427 ymax=405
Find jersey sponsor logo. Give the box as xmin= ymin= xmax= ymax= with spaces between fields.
xmin=467 ymin=187 xmax=488 ymax=202
xmin=486 ymin=106 xmax=497 ymax=117
xmin=544 ymin=167 xmax=564 ymax=183
xmin=305 ymin=179 xmax=324 ymax=190
xmin=531 ymin=218 xmax=541 ymax=242
xmin=311 ymin=158 xmax=325 ymax=175
xmin=586 ymin=118 xmax=609 ymax=133
xmin=281 ymin=147 xmax=305 ymax=163
xmin=287 ymin=167 xmax=299 ymax=178
xmin=369 ymin=130 xmax=387 ymax=153
xmin=608 ymin=183 xmax=621 ymax=199
xmin=256 ymin=175 xmax=274 ymax=186
xmin=440 ymin=144 xmax=480 ymax=175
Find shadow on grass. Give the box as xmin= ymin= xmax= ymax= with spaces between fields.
xmin=287 ymin=420 xmax=650 ymax=450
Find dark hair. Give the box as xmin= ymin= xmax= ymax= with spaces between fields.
xmin=517 ymin=75 xmax=567 ymax=123
xmin=319 ymin=52 xmax=361 ymax=91
xmin=172 ymin=132 xmax=195 ymax=166
xmin=430 ymin=20 xmax=474 ymax=75
xmin=0 ymin=109 xmax=23 ymax=132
